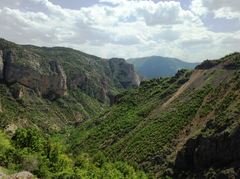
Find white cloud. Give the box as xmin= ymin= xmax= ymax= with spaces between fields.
xmin=190 ymin=0 xmax=240 ymax=20
xmin=222 ymin=31 xmax=240 ymax=45
xmin=190 ymin=0 xmax=208 ymax=16
xmin=155 ymin=30 xmax=182 ymax=42
xmin=0 ymin=0 xmax=239 ymax=63
xmin=214 ymin=7 xmax=240 ymax=20
xmin=136 ymin=1 xmax=201 ymax=26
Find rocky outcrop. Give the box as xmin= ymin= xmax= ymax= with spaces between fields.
xmin=0 ymin=40 xmax=67 ymax=100
xmin=170 ymin=124 xmax=240 ymax=178
xmin=195 ymin=59 xmax=217 ymax=69
xmin=109 ymin=58 xmax=141 ymax=89
xmin=4 ymin=124 xmax=18 ymax=134
xmin=3 ymin=50 xmax=67 ymax=99
xmin=0 ymin=50 xmax=3 ymax=79
xmin=0 ymin=171 xmax=34 ymax=179
xmin=66 ymin=57 xmax=146 ymax=103
xmin=68 ymin=72 xmax=110 ymax=103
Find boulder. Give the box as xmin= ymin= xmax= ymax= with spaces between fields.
xmin=4 ymin=124 xmax=18 ymax=134
xmin=0 ymin=171 xmax=34 ymax=179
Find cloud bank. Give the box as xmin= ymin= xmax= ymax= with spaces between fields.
xmin=0 ymin=0 xmax=239 ymax=62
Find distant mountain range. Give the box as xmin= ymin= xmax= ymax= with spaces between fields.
xmin=127 ymin=56 xmax=199 ymax=79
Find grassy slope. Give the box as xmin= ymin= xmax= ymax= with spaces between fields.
xmin=69 ymin=52 xmax=240 ymax=175
xmin=127 ymin=56 xmax=198 ymax=79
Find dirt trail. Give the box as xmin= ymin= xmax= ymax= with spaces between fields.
xmin=162 ymin=70 xmax=202 ymax=108
xmin=118 ymin=70 xmax=203 ymax=156
xmin=138 ymin=70 xmax=202 ymax=131
xmin=167 ymin=78 xmax=238 ymax=161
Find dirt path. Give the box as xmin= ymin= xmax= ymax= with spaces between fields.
xmin=117 ymin=70 xmax=203 ymax=156
xmin=167 ymin=77 xmax=238 ymax=161
xmin=162 ymin=70 xmax=202 ymax=108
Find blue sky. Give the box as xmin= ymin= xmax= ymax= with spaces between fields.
xmin=0 ymin=0 xmax=239 ymax=62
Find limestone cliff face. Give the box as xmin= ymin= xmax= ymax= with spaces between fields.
xmin=0 ymin=39 xmax=67 ymax=100
xmin=67 ymin=58 xmax=145 ymax=103
xmin=0 ymin=39 xmax=146 ymax=103
xmin=109 ymin=58 xmax=141 ymax=89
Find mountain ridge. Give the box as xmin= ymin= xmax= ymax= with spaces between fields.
xmin=127 ymin=56 xmax=199 ymax=79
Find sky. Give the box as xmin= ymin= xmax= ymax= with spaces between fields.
xmin=0 ymin=0 xmax=239 ymax=62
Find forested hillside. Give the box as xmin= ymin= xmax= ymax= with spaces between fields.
xmin=69 ymin=52 xmax=240 ymax=178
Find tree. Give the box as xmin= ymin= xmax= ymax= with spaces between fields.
xmin=11 ymin=127 xmax=42 ymax=152
xmin=92 ymin=151 xmax=106 ymax=168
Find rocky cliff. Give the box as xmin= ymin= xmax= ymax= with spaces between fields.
xmin=0 ymin=39 xmax=67 ymax=100
xmin=173 ymin=124 xmax=240 ymax=178
xmin=0 ymin=39 xmax=146 ymax=103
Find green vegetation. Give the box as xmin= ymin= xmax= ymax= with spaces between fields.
xmin=0 ymin=128 xmax=148 ymax=179
xmin=214 ymin=52 xmax=240 ymax=65
xmin=67 ymin=57 xmax=240 ymax=175
xmin=0 ymin=84 xmax=108 ymax=133
xmin=69 ymin=70 xmax=200 ymax=166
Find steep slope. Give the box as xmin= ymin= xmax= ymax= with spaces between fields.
xmin=69 ymin=52 xmax=240 ymax=178
xmin=0 ymin=38 xmax=145 ymax=132
xmin=127 ymin=56 xmax=198 ymax=79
